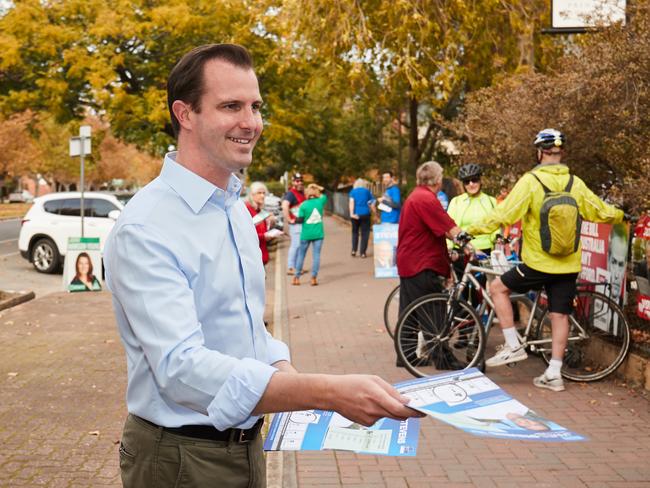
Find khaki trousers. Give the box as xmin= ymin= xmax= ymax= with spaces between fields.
xmin=119 ymin=414 xmax=266 ymax=488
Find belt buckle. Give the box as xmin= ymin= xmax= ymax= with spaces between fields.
xmin=238 ymin=429 xmax=251 ymax=443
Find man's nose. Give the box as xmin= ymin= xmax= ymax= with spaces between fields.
xmin=239 ymin=108 xmax=259 ymax=130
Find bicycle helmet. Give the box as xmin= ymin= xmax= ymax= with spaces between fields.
xmin=458 ymin=163 xmax=482 ymax=181
xmin=534 ymin=129 xmax=565 ymax=149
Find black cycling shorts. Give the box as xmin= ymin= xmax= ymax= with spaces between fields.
xmin=500 ymin=263 xmax=578 ymax=314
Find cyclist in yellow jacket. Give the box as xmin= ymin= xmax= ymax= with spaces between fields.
xmin=468 ymin=129 xmax=624 ymax=392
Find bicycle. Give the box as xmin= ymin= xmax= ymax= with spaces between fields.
xmin=394 ymin=240 xmax=631 ymax=381
xmin=383 ymin=238 xmax=532 ymax=339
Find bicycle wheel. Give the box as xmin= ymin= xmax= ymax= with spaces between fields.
xmin=394 ymin=293 xmax=485 ymax=378
xmin=535 ymin=289 xmax=630 ymax=381
xmin=383 ymin=285 xmax=401 ymax=338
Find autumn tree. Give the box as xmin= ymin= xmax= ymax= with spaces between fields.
xmin=0 ymin=111 xmax=41 ymax=198
xmin=455 ymin=2 xmax=650 ymax=211
xmin=261 ymin=0 xmax=562 ymax=182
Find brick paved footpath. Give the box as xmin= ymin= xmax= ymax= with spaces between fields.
xmin=0 ymin=214 xmax=648 ymax=487
xmin=284 ymin=216 xmax=650 ymax=488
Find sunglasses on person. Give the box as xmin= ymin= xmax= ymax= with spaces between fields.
xmin=463 ymin=177 xmax=481 ymax=185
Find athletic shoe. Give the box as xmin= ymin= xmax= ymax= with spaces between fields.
xmin=310 ymin=277 xmax=318 ymax=286
xmin=485 ymin=344 xmax=528 ymax=367
xmin=533 ymin=372 xmax=565 ymax=392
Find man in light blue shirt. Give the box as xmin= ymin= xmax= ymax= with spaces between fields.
xmin=105 ymin=44 xmax=419 ymax=488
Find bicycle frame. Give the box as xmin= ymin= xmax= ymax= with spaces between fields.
xmin=449 ymin=259 xmax=590 ymax=351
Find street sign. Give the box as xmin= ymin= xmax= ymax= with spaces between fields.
xmin=69 ymin=137 xmax=91 ymax=157
xmin=69 ymin=126 xmax=92 ymax=237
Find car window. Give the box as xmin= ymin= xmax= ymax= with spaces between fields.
xmin=89 ymin=198 xmax=119 ymax=218
xmin=43 ymin=199 xmax=65 ymax=215
xmin=59 ymin=199 xmax=80 ymax=217
xmin=59 ymin=199 xmax=92 ymax=217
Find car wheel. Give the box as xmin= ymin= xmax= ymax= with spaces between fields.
xmin=31 ymin=237 xmax=61 ymax=274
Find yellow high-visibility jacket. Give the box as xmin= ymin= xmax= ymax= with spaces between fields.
xmin=447 ymin=191 xmax=498 ymax=251
xmin=467 ymin=164 xmax=624 ymax=274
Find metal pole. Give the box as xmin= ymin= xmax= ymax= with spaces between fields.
xmin=80 ymin=136 xmax=85 ymax=238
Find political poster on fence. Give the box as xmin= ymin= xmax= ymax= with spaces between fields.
xmin=578 ymin=221 xmax=629 ymax=334
xmin=62 ymin=237 xmax=102 ymax=293
xmin=373 ymin=223 xmax=398 ymax=278
xmin=398 ymin=369 xmax=585 ymax=442
xmin=632 ymin=215 xmax=650 ymax=321
xmin=264 ymin=409 xmax=420 ymax=456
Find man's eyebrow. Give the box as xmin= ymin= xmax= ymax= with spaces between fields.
xmin=216 ymin=98 xmax=264 ymax=105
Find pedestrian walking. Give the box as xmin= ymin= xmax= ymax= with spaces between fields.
xmin=293 ymin=183 xmax=327 ymax=286
xmin=245 ymin=181 xmax=276 ymax=266
xmin=282 ymin=173 xmax=306 ymax=274
xmin=349 ymin=178 xmax=375 ymax=258
xmin=104 ymin=43 xmax=420 ymax=488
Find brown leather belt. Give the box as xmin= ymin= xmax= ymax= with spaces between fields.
xmin=138 ymin=416 xmax=263 ymax=443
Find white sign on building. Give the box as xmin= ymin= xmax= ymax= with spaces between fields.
xmin=552 ymin=0 xmax=626 ymax=30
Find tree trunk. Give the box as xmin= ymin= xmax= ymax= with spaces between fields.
xmin=408 ymin=97 xmax=419 ymax=185
xmin=397 ymin=109 xmax=403 ymax=185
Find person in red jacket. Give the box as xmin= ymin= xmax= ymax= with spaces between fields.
xmin=245 ymin=181 xmax=277 ymax=266
xmin=396 ymin=161 xmax=465 ymax=368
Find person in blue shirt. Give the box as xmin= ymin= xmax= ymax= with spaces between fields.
xmin=104 ymin=43 xmax=419 ymax=488
xmin=348 ymin=178 xmax=376 ymax=257
xmin=378 ymin=171 xmax=401 ymax=223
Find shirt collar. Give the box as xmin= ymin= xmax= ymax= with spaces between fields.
xmin=160 ymin=152 xmax=242 ymax=213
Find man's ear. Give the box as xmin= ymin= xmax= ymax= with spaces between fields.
xmin=172 ymin=100 xmax=193 ymax=132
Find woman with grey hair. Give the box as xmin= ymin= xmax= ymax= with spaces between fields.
xmin=348 ymin=178 xmax=376 ymax=258
xmin=245 ymin=181 xmax=277 ymax=266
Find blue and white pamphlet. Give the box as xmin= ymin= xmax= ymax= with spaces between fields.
xmin=264 ymin=410 xmax=420 ymax=456
xmin=397 ymin=368 xmax=585 ymax=442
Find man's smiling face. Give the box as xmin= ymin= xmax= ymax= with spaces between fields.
xmin=190 ymin=59 xmax=263 ymax=175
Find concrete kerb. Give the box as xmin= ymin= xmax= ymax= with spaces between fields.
xmin=0 ymin=290 xmax=35 ymax=311
xmin=265 ymin=242 xmax=298 ymax=488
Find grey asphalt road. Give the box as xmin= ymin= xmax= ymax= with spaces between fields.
xmin=0 ymin=218 xmax=21 ymax=257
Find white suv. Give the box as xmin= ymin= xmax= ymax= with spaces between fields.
xmin=18 ymin=192 xmax=124 ymax=273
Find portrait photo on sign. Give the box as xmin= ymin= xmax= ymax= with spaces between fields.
xmin=64 ymin=250 xmax=103 ymax=292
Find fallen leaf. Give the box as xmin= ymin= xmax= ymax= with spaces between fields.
xmin=375 ymin=328 xmax=385 ymax=333
xmin=88 ymin=431 xmax=100 ymax=436
xmin=589 ymin=399 xmax=598 ymax=405
xmin=4 ymin=321 xmax=14 ymax=326
xmin=607 ymin=392 xmax=613 ymax=396
xmin=7 ymin=372 xmax=18 ymax=377
xmin=104 ymin=339 xmax=115 ymax=344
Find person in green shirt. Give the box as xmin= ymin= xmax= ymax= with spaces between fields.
xmin=293 ymin=184 xmax=327 ymax=286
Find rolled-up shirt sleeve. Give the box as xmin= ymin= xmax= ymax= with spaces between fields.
xmin=264 ymin=330 xmax=291 ymax=365
xmin=106 ymin=224 xmax=278 ymax=430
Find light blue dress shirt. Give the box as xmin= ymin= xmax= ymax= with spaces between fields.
xmin=104 ymin=152 xmax=290 ymax=430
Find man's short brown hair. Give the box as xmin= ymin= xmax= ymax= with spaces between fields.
xmin=167 ymin=44 xmax=254 ymax=137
